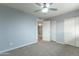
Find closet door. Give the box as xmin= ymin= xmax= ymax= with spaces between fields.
xmin=75 ymin=17 xmax=79 ymax=47
xmin=51 ymin=20 xmax=56 ymax=41
xmin=42 ymin=21 xmax=50 ymax=41
xmin=64 ymin=18 xmax=75 ymax=46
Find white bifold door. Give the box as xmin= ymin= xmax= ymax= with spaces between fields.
xmin=64 ymin=17 xmax=79 ymax=47
xmin=75 ymin=17 xmax=79 ymax=47
xmin=64 ymin=18 xmax=75 ymax=46
xmin=42 ymin=21 xmax=50 ymax=41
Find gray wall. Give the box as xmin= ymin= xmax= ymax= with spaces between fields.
xmin=50 ymin=9 xmax=79 ymax=43
xmin=0 ymin=5 xmax=37 ymax=52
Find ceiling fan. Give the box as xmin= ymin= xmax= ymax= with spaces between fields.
xmin=34 ymin=3 xmax=58 ymax=13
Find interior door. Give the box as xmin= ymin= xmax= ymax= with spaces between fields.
xmin=64 ymin=18 xmax=75 ymax=46
xmin=42 ymin=21 xmax=50 ymax=41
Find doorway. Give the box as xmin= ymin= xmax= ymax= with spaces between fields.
xmin=38 ymin=21 xmax=43 ymax=42
xmin=37 ymin=20 xmax=51 ymax=42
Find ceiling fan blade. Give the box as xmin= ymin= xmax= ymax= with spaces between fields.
xmin=35 ymin=3 xmax=41 ymax=6
xmin=49 ymin=3 xmax=53 ymax=5
xmin=49 ymin=8 xmax=58 ymax=11
xmin=34 ymin=9 xmax=41 ymax=12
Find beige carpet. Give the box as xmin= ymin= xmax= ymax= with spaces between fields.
xmin=1 ymin=41 xmax=79 ymax=56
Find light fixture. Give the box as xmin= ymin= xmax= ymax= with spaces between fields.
xmin=41 ymin=5 xmax=43 ymax=8
xmin=42 ymin=8 xmax=48 ymax=13
xmin=38 ymin=23 xmax=42 ymax=26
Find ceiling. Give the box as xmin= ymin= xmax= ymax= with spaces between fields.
xmin=1 ymin=3 xmax=79 ymax=19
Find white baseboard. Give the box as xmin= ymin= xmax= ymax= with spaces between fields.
xmin=56 ymin=41 xmax=65 ymax=44
xmin=51 ymin=40 xmax=64 ymax=44
xmin=0 ymin=41 xmax=37 ymax=54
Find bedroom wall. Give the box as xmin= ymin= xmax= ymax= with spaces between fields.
xmin=0 ymin=5 xmax=38 ymax=53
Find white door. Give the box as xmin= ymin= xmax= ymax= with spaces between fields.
xmin=75 ymin=17 xmax=79 ymax=47
xmin=51 ymin=20 xmax=56 ymax=41
xmin=42 ymin=21 xmax=50 ymax=41
xmin=64 ymin=18 xmax=75 ymax=46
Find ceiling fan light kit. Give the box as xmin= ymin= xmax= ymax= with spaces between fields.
xmin=35 ymin=3 xmax=58 ymax=13
xmin=42 ymin=8 xmax=48 ymax=13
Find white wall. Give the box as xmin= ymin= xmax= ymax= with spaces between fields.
xmin=0 ymin=5 xmax=38 ymax=53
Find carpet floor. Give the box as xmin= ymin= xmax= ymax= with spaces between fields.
xmin=0 ymin=41 xmax=79 ymax=56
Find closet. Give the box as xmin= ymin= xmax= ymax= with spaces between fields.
xmin=75 ymin=17 xmax=79 ymax=47
xmin=64 ymin=17 xmax=79 ymax=47
xmin=64 ymin=18 xmax=75 ymax=46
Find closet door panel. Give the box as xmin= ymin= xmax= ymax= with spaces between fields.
xmin=64 ymin=18 xmax=75 ymax=46
xmin=76 ymin=17 xmax=79 ymax=47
